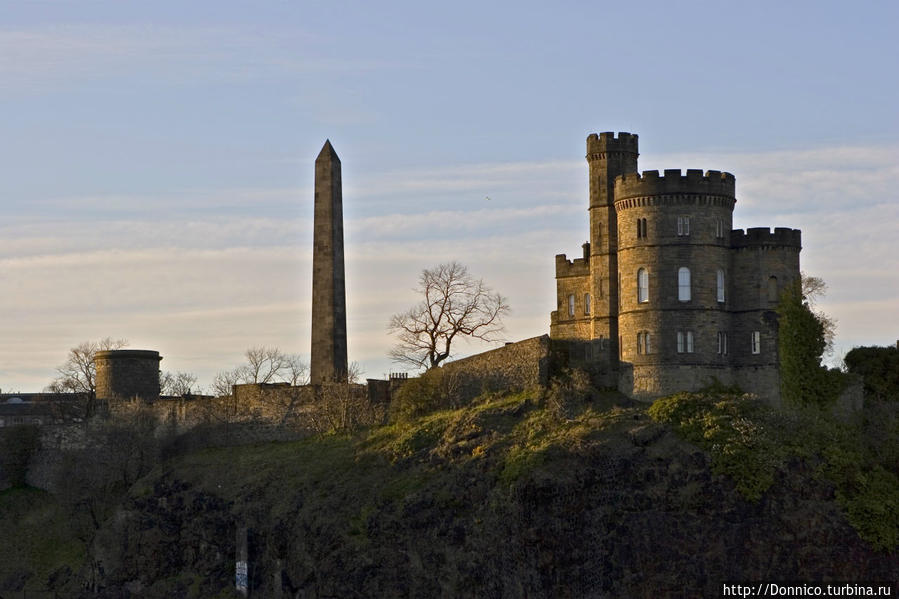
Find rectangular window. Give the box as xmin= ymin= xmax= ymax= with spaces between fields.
xmin=645 ymin=332 xmax=652 ymax=354
xmin=568 ymin=294 xmax=575 ymax=316
xmin=584 ymin=293 xmax=591 ymax=315
xmin=677 ymin=216 xmax=691 ymax=236
xmin=715 ymin=218 xmax=725 ymax=239
xmin=717 ymin=269 xmax=725 ymax=303
xmin=723 ymin=332 xmax=728 ymax=355
xmin=686 ymin=331 xmax=694 ymax=353
xmin=637 ymin=332 xmax=644 ymax=355
xmin=677 ymin=331 xmax=684 ymax=353
xmin=751 ymin=331 xmax=761 ymax=354
xmin=678 ymin=267 xmax=691 ymax=302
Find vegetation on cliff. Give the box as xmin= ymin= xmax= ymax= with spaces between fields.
xmin=648 ymin=390 xmax=899 ymax=549
xmin=2 ymin=373 xmax=897 ymax=596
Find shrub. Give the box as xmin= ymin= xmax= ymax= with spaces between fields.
xmin=0 ymin=425 xmax=42 ymax=488
xmin=545 ymin=369 xmax=593 ymax=421
xmin=389 ymin=367 xmax=464 ymax=423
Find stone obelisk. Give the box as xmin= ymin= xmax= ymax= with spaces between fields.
xmin=310 ymin=140 xmax=348 ymax=384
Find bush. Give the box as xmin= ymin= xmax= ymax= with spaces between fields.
xmin=545 ymin=369 xmax=593 ymax=421
xmin=844 ymin=345 xmax=899 ymax=401
xmin=388 ymin=368 xmax=463 ymax=423
xmin=0 ymin=425 xmax=42 ymax=488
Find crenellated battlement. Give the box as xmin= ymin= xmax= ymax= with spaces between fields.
xmin=614 ymin=169 xmax=735 ymax=199
xmin=586 ymin=131 xmax=639 ymax=157
xmin=731 ymin=227 xmax=802 ymax=249
xmin=555 ymin=253 xmax=590 ymax=278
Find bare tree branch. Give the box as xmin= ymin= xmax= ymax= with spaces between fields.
xmin=46 ymin=337 xmax=129 ymax=395
xmin=387 ymin=261 xmax=509 ymax=370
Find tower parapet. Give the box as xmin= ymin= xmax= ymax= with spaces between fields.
xmin=586 ymin=132 xmax=639 ymax=159
xmin=731 ymin=227 xmax=801 ymax=249
xmin=614 ymin=169 xmax=736 ymax=200
xmin=555 ymin=253 xmax=590 ymax=278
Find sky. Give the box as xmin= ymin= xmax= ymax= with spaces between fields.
xmin=1 ymin=0 xmax=897 ymax=392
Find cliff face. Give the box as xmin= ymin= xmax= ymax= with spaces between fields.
xmin=87 ymin=393 xmax=897 ymax=598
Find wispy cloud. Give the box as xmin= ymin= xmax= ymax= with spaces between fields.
xmin=2 ymin=144 xmax=897 ymax=391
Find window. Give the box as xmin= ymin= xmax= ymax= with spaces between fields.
xmin=584 ymin=293 xmax=591 ymax=315
xmin=637 ymin=217 xmax=647 ymax=239
xmin=717 ymin=332 xmax=728 ymax=355
xmin=751 ymin=331 xmax=761 ymax=354
xmin=677 ymin=331 xmax=694 ymax=353
xmin=677 ymin=216 xmax=690 ymax=236
xmin=716 ymin=218 xmax=725 ymax=239
xmin=678 ymin=267 xmax=691 ymax=301
xmin=568 ymin=294 xmax=575 ymax=316
xmin=637 ymin=331 xmax=652 ymax=355
xmin=637 ymin=268 xmax=649 ymax=303
xmin=767 ymin=276 xmax=778 ymax=302
xmin=717 ymin=269 xmax=725 ymax=303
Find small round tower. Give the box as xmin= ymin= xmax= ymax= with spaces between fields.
xmin=614 ymin=169 xmax=736 ymax=398
xmin=94 ymin=349 xmax=162 ymax=401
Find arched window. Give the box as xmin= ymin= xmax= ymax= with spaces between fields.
xmin=637 ymin=268 xmax=649 ymax=303
xmin=678 ymin=267 xmax=691 ymax=301
xmin=568 ymin=294 xmax=575 ymax=316
xmin=767 ymin=276 xmax=778 ymax=302
xmin=717 ymin=269 xmax=725 ymax=303
xmin=637 ymin=332 xmax=644 ymax=354
xmin=584 ymin=293 xmax=591 ymax=315
xmin=644 ymin=332 xmax=652 ymax=354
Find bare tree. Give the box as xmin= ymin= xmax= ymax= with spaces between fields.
xmin=160 ymin=371 xmax=200 ymax=396
xmin=243 ymin=346 xmax=287 ymax=383
xmin=210 ymin=368 xmax=243 ymax=398
xmin=211 ymin=347 xmax=309 ymax=397
xmin=308 ymin=362 xmax=381 ymax=434
xmin=285 ymin=353 xmax=310 ymax=386
xmin=46 ymin=337 xmax=128 ymax=395
xmin=388 ymin=261 xmax=509 ymax=370
xmin=800 ymin=272 xmax=837 ymax=355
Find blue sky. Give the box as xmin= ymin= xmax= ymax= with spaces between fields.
xmin=1 ymin=1 xmax=897 ymax=391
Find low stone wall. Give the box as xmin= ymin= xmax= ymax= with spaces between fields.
xmin=441 ymin=336 xmax=551 ymax=401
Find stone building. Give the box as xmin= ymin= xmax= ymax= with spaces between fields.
xmin=551 ymin=132 xmax=801 ymax=401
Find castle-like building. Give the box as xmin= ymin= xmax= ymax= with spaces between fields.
xmin=551 ymin=132 xmax=801 ymax=401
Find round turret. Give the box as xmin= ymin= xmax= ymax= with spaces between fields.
xmin=94 ymin=349 xmax=162 ymax=401
xmin=613 ymin=169 xmax=736 ymax=397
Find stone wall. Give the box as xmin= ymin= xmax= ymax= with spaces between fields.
xmin=441 ymin=336 xmax=551 ymax=401
xmin=95 ymin=350 xmax=162 ymax=402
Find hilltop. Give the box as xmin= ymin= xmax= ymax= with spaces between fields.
xmin=4 ymin=384 xmax=895 ymax=597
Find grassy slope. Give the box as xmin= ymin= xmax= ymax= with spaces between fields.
xmin=0 ymin=486 xmax=86 ymax=591
xmin=3 ymin=387 xmax=897 ymax=595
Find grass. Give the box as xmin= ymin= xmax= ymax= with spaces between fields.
xmin=0 ymin=486 xmax=86 ymax=591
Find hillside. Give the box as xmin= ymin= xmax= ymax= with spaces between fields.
xmin=3 ymin=388 xmax=897 ymax=597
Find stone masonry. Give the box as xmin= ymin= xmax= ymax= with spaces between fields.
xmin=310 ymin=140 xmax=349 ymax=384
xmin=95 ymin=349 xmax=162 ymax=402
xmin=551 ymin=132 xmax=801 ymax=402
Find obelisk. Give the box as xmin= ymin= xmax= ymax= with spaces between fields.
xmin=310 ymin=140 xmax=348 ymax=384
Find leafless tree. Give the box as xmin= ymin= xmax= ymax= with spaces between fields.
xmin=160 ymin=371 xmax=200 ymax=396
xmin=285 ymin=353 xmax=310 ymax=386
xmin=210 ymin=347 xmax=309 ymax=397
xmin=308 ymin=362 xmax=380 ymax=434
xmin=800 ymin=272 xmax=837 ymax=355
xmin=244 ymin=346 xmax=289 ymax=383
xmin=388 ymin=261 xmax=509 ymax=370
xmin=46 ymin=337 xmax=128 ymax=397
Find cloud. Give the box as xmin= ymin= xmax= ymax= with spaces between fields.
xmin=2 ymin=144 xmax=897 ymax=391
